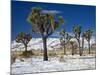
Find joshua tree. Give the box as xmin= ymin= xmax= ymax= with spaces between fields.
xmin=16 ymin=32 xmax=32 ymax=52
xmin=60 ymin=29 xmax=66 ymax=55
xmin=27 ymin=7 xmax=64 ymax=61
xmin=59 ymin=29 xmax=69 ymax=55
xmin=73 ymin=25 xmax=82 ymax=56
xmin=84 ymin=29 xmax=93 ymax=54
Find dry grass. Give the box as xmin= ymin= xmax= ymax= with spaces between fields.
xmin=11 ymin=48 xmax=96 ymax=58
xmin=11 ymin=48 xmax=96 ymax=65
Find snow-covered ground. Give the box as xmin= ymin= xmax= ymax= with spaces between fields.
xmin=11 ymin=55 xmax=96 ymax=75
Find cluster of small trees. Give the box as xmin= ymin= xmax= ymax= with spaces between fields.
xmin=59 ymin=25 xmax=93 ymax=56
xmin=15 ymin=7 xmax=93 ymax=61
xmin=73 ymin=25 xmax=93 ymax=56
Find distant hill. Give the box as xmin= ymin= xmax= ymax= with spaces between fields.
xmin=11 ymin=38 xmax=61 ymax=51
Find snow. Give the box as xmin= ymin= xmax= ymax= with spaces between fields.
xmin=11 ymin=55 xmax=96 ymax=74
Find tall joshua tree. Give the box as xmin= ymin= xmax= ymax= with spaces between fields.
xmin=27 ymin=7 xmax=64 ymax=61
xmin=16 ymin=32 xmax=32 ymax=52
xmin=84 ymin=29 xmax=93 ymax=54
xmin=73 ymin=25 xmax=82 ymax=56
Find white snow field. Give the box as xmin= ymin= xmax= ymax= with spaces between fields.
xmin=11 ymin=55 xmax=96 ymax=75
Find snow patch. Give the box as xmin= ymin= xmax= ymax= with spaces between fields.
xmin=11 ymin=55 xmax=95 ymax=74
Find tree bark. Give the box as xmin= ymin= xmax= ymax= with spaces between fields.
xmin=25 ymin=45 xmax=27 ymax=52
xmin=42 ymin=37 xmax=48 ymax=61
xmin=88 ymin=41 xmax=91 ymax=54
xmin=64 ymin=43 xmax=66 ymax=55
xmin=24 ymin=44 xmax=28 ymax=57
xmin=82 ymin=37 xmax=84 ymax=55
xmin=78 ymin=40 xmax=82 ymax=56
xmin=71 ymin=44 xmax=74 ymax=55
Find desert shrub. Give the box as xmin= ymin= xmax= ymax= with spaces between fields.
xmin=11 ymin=54 xmax=16 ymax=64
xmin=21 ymin=50 xmax=34 ymax=58
xmin=59 ymin=55 xmax=66 ymax=62
xmin=49 ymin=52 xmax=56 ymax=57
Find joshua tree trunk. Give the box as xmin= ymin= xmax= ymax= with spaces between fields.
xmin=88 ymin=41 xmax=91 ymax=54
xmin=78 ymin=39 xmax=82 ymax=56
xmin=64 ymin=43 xmax=66 ymax=55
xmin=71 ymin=44 xmax=74 ymax=55
xmin=82 ymin=37 xmax=84 ymax=55
xmin=25 ymin=45 xmax=27 ymax=52
xmin=42 ymin=37 xmax=48 ymax=61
